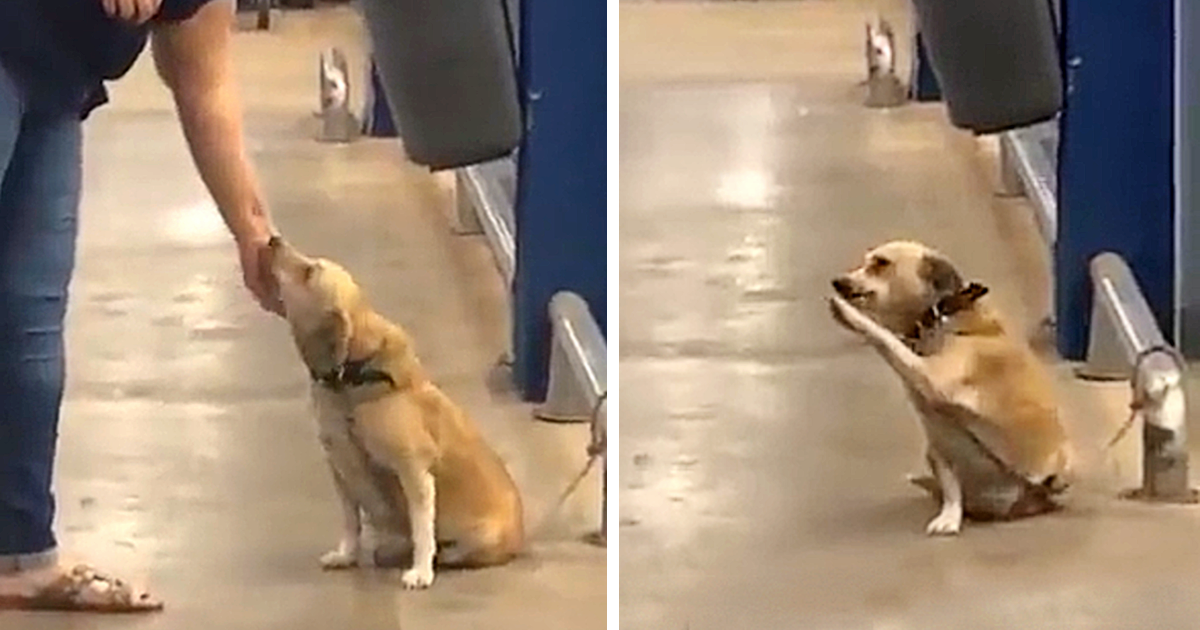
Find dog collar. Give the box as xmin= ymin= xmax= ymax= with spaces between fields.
xmin=906 ymin=282 xmax=990 ymax=346
xmin=312 ymin=358 xmax=396 ymax=390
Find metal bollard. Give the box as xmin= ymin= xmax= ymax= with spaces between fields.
xmin=536 ymin=292 xmax=605 ymax=425
xmin=318 ymin=48 xmax=359 ymax=144
xmin=536 ymin=291 xmax=608 ymax=546
xmin=1077 ymin=252 xmax=1197 ymax=503
xmin=456 ymin=163 xmax=516 ymax=283
xmin=864 ymin=18 xmax=906 ymax=108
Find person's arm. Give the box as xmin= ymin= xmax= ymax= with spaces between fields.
xmin=150 ymin=0 xmax=281 ymax=312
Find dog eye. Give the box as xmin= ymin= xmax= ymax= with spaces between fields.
xmin=303 ymin=263 xmax=319 ymax=282
xmin=870 ymin=257 xmax=892 ymax=272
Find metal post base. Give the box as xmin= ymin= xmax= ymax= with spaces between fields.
xmin=1122 ymin=352 xmax=1197 ymax=504
xmin=1075 ymin=289 xmax=1133 ymax=381
xmin=865 ymin=74 xmax=907 ymax=108
xmin=864 ymin=18 xmax=906 ymax=109
xmin=318 ymin=48 xmax=359 ymax=144
xmin=1118 ymin=487 xmax=1199 ymax=504
xmin=534 ymin=334 xmax=593 ymax=423
xmin=236 ymin=1 xmax=276 ymax=31
xmin=534 ymin=292 xmax=605 ymax=425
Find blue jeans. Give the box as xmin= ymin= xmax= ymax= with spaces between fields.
xmin=0 ymin=61 xmax=82 ymax=571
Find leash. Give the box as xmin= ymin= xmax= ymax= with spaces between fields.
xmin=533 ymin=392 xmax=607 ymax=537
xmin=1105 ymin=396 xmax=1146 ymax=451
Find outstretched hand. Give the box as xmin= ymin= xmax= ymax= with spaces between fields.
xmin=236 ymin=232 xmax=284 ymax=316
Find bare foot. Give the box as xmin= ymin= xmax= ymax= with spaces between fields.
xmin=0 ymin=563 xmax=163 ymax=613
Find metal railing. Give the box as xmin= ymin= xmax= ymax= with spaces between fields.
xmin=998 ymin=121 xmax=1058 ymax=246
xmin=455 ymin=159 xmax=517 ymax=285
xmin=1077 ymin=253 xmax=1196 ymax=503
xmin=997 ymin=121 xmax=1058 ymax=349
xmin=536 ymin=291 xmax=608 ymax=545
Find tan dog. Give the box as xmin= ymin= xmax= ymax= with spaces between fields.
xmin=266 ymin=235 xmax=524 ymax=588
xmin=829 ymin=240 xmax=1072 ymax=535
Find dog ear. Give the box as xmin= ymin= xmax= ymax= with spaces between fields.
xmin=297 ymin=308 xmax=351 ymax=376
xmin=920 ymin=254 xmax=964 ymax=297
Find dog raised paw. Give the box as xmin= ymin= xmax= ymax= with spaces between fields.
xmin=828 ymin=296 xmax=871 ymax=335
xmin=401 ymin=566 xmax=435 ymax=590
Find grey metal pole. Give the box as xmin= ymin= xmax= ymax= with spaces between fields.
xmin=1081 ymin=253 xmax=1197 ymax=503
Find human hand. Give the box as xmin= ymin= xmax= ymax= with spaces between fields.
xmin=234 ymin=222 xmax=285 ymax=316
xmin=100 ymin=0 xmax=165 ymax=24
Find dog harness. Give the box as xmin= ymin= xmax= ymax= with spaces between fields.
xmin=312 ymin=358 xmax=396 ymax=391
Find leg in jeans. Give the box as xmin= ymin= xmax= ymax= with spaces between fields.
xmin=0 ymin=58 xmax=70 ymax=574
xmin=0 ymin=63 xmax=161 ymax=612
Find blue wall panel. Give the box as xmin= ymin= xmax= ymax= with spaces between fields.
xmin=1056 ymin=0 xmax=1175 ymax=358
xmin=511 ymin=0 xmax=607 ymax=400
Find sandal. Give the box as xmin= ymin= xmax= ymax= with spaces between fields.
xmin=0 ymin=564 xmax=163 ymax=613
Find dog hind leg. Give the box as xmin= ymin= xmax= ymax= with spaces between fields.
xmin=925 ymin=450 xmax=964 ymax=536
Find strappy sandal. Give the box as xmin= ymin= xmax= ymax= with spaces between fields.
xmin=0 ymin=564 xmax=163 ymax=613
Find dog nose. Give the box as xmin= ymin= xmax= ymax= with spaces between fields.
xmin=267 ymin=235 xmax=281 ymax=248
xmin=832 ymin=277 xmax=851 ymax=296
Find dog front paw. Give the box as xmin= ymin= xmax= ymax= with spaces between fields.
xmin=319 ymin=542 xmax=360 ymax=570
xmin=401 ymin=566 xmax=435 ymax=590
xmin=828 ymin=296 xmax=867 ymax=334
xmin=828 ymin=296 xmax=852 ymax=329
xmin=925 ymin=508 xmax=963 ymax=536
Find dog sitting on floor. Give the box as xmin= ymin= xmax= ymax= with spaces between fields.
xmin=266 ymin=235 xmax=525 ymax=588
xmin=828 ymin=240 xmax=1072 ymax=535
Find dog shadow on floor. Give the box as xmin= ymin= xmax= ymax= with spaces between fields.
xmin=802 ymin=485 xmax=1109 ymax=548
